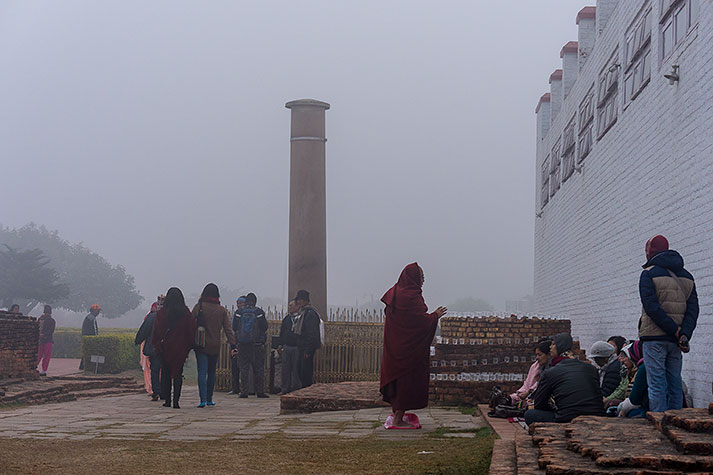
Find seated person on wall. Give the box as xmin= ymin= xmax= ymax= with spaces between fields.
xmin=524 ymin=332 xmax=605 ymax=425
xmin=617 ymin=341 xmax=649 ymax=418
xmin=607 ymin=336 xmax=628 ymax=356
xmin=588 ymin=341 xmax=622 ymax=402
xmin=605 ymin=340 xmax=637 ymax=407
xmin=509 ymin=339 xmax=552 ymax=405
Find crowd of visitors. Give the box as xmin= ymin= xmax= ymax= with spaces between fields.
xmin=516 ymin=235 xmax=699 ymax=426
xmin=128 ymin=285 xmax=322 ymax=408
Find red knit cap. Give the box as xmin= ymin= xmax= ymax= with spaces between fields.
xmin=645 ymin=235 xmax=669 ymax=260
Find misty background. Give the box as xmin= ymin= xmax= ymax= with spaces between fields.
xmin=0 ymin=1 xmax=590 ymax=325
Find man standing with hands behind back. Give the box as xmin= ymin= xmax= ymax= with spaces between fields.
xmin=638 ymin=235 xmax=699 ymax=412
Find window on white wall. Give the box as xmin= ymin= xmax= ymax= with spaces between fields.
xmin=624 ymin=7 xmax=652 ymax=105
xmin=578 ymin=88 xmax=595 ymax=161
xmin=549 ymin=140 xmax=561 ymax=198
xmin=562 ymin=118 xmax=576 ymax=182
xmin=541 ymin=157 xmax=550 ymax=208
xmin=660 ymin=0 xmax=699 ymax=61
xmin=597 ymin=51 xmax=619 ymax=139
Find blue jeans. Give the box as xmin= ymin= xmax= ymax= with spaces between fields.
xmin=196 ymin=352 xmax=218 ymax=403
xmin=643 ymin=341 xmax=683 ymax=412
xmin=524 ymin=409 xmax=556 ymax=425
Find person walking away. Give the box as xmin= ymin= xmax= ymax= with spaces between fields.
xmin=279 ymin=300 xmax=302 ymax=394
xmin=79 ymin=304 xmax=101 ymax=370
xmin=151 ymin=287 xmax=195 ymax=409
xmin=509 ymin=339 xmax=551 ymax=405
xmin=37 ymin=305 xmax=56 ymax=376
xmin=380 ymin=263 xmax=448 ymax=428
xmin=638 ymin=235 xmax=698 ymax=412
xmin=524 ymin=333 xmax=605 ymax=425
xmin=293 ymin=290 xmax=322 ymax=389
xmin=588 ymin=341 xmax=622 ymax=400
xmin=228 ymin=296 xmax=246 ymax=395
xmin=135 ymin=302 xmax=162 ymax=401
xmin=192 ymin=283 xmax=236 ymax=407
xmin=236 ymin=293 xmax=268 ymax=398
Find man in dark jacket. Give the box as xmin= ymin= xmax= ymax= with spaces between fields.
xmin=135 ymin=303 xmax=162 ymax=401
xmin=235 ymin=293 xmax=269 ymax=398
xmin=525 ymin=333 xmax=605 ymax=425
xmin=228 ymin=296 xmax=246 ymax=395
xmin=79 ymin=304 xmax=101 ymax=369
xmin=638 ymin=235 xmax=698 ymax=412
xmin=294 ymin=290 xmax=321 ymax=388
xmin=279 ymin=300 xmax=302 ymax=394
xmin=588 ymin=341 xmax=622 ymax=399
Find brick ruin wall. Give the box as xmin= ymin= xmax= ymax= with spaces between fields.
xmin=429 ymin=315 xmax=579 ymax=405
xmin=0 ymin=311 xmax=39 ymax=379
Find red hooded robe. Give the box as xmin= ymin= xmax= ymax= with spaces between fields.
xmin=380 ymin=262 xmax=440 ymax=411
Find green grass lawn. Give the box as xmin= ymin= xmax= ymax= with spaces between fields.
xmin=0 ymin=429 xmax=495 ymax=474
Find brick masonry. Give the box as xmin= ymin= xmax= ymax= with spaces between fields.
xmin=515 ymin=410 xmax=713 ymax=474
xmin=0 ymin=311 xmax=39 ymax=379
xmin=430 ymin=315 xmax=578 ymax=405
xmin=534 ymin=1 xmax=713 ymax=408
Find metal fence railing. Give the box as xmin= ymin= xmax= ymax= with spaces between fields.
xmin=215 ymin=307 xmax=385 ymax=391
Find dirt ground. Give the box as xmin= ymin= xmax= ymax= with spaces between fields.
xmin=0 ymin=431 xmax=494 ymax=475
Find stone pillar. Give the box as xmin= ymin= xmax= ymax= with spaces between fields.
xmin=286 ymin=99 xmax=330 ymax=320
xmin=549 ymin=69 xmax=563 ymax=122
xmin=577 ymin=7 xmax=597 ymax=70
xmin=561 ymin=41 xmax=579 ymax=99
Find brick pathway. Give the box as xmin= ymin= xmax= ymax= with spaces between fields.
xmin=0 ymin=387 xmax=486 ymax=442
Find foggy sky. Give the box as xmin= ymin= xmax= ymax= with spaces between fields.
xmin=0 ymin=1 xmax=591 ymax=312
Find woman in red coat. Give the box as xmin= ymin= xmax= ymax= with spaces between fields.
xmin=151 ymin=287 xmax=196 ymax=409
xmin=380 ymin=263 xmax=447 ymax=427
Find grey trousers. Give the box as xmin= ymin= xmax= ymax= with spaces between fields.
xmin=280 ymin=345 xmax=301 ymax=394
xmin=238 ymin=343 xmax=266 ymax=396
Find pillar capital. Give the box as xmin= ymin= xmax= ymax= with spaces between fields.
xmin=285 ymin=99 xmax=331 ymax=110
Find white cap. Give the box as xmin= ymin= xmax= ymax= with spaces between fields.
xmin=588 ymin=341 xmax=615 ymax=358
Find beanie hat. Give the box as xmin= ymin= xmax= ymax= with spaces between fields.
xmin=553 ymin=332 xmax=573 ymax=355
xmin=43 ymin=305 xmax=52 ymax=314
xmin=90 ymin=304 xmax=101 ymax=312
xmin=623 ymin=341 xmax=644 ymax=366
xmin=588 ymin=341 xmax=614 ymax=358
xmin=645 ymin=235 xmax=669 ymax=260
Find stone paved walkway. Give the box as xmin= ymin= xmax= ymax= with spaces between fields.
xmin=0 ymin=386 xmax=486 ymax=442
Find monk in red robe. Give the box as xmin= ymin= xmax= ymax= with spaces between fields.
xmin=380 ymin=263 xmax=447 ymax=427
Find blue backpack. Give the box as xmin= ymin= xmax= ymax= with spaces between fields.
xmin=239 ymin=307 xmax=260 ymax=344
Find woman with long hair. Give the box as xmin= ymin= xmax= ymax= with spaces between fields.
xmin=380 ymin=263 xmax=447 ymax=428
xmin=192 ymin=283 xmax=236 ymax=407
xmin=151 ymin=287 xmax=195 ymax=408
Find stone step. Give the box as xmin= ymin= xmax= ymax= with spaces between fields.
xmin=662 ymin=409 xmax=713 ymax=434
xmin=514 ymin=429 xmax=542 ymax=474
xmin=663 ymin=425 xmax=713 ymax=455
xmin=489 ymin=439 xmax=517 ymax=475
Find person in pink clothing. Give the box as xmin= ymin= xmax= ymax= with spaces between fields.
xmin=37 ymin=305 xmax=56 ymax=376
xmin=510 ymin=339 xmax=552 ymax=404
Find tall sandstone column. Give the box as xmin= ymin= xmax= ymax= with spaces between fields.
xmin=286 ymin=99 xmax=330 ymax=320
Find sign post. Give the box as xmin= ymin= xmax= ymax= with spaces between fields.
xmin=90 ymin=355 xmax=105 ymax=375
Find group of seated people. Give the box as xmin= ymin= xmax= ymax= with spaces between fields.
xmin=505 ymin=332 xmax=668 ymax=425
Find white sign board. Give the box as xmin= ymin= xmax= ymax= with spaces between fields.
xmin=90 ymin=355 xmax=105 ymax=364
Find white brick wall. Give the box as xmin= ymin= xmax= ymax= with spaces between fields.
xmin=535 ymin=0 xmax=713 ymax=408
